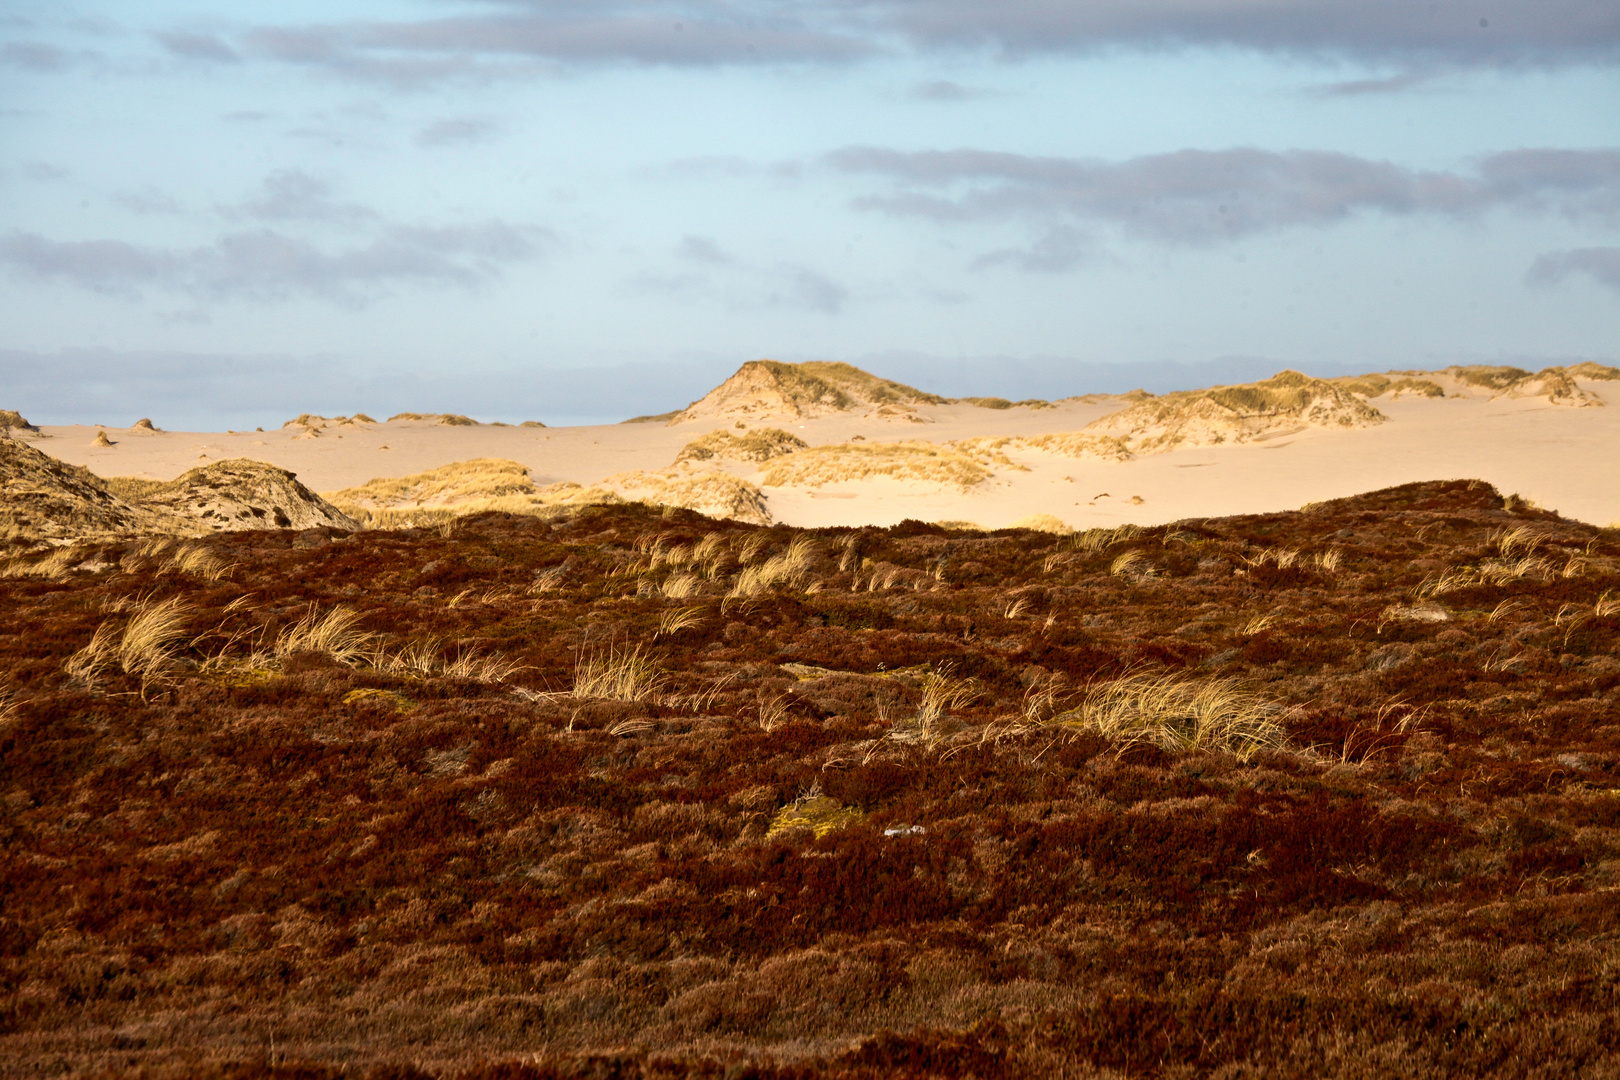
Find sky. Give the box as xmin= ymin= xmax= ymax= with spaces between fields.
xmin=2 ymin=0 xmax=1617 ymax=428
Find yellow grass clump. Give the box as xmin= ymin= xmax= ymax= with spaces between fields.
xmin=66 ymin=596 xmax=193 ymax=696
xmin=728 ymin=537 xmax=817 ymax=599
xmin=1007 ymin=513 xmax=1073 ymax=535
xmin=573 ymin=643 xmax=666 ymax=701
xmin=1048 ymin=672 xmax=1287 ymax=761
xmin=759 ymin=440 xmax=993 ymax=490
xmin=326 ymin=458 xmax=536 ymax=510
xmin=674 ymin=427 xmax=807 ymax=464
xmin=276 ymin=606 xmax=377 ymax=666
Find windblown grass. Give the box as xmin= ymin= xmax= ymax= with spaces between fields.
xmin=1036 ymin=672 xmax=1287 ymax=760
xmin=276 ymin=606 xmax=376 ymax=666
xmin=66 ymin=596 xmax=193 ymax=696
xmin=573 ymin=643 xmax=666 ymax=701
xmin=0 ymin=546 xmax=81 ymax=579
xmin=728 ymin=537 xmax=816 ymax=599
xmin=655 ymin=606 xmax=705 ymax=638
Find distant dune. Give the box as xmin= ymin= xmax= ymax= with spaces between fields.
xmin=8 ymin=359 xmax=1620 ymax=535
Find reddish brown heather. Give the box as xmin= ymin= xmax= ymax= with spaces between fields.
xmin=2 ymin=479 xmax=1618 ymax=1079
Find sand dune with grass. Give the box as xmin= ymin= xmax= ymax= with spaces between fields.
xmin=14 ymin=360 xmax=1620 ymax=534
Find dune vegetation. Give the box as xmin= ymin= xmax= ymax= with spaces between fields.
xmin=758 ymin=439 xmax=1000 ymax=490
xmin=4 ymin=478 xmax=1620 ymax=1077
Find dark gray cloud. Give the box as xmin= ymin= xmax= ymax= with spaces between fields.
xmin=168 ymin=0 xmax=1615 ymax=80
xmin=0 ymin=220 xmax=551 ymax=305
xmin=1527 ymin=247 xmax=1620 ymax=293
xmin=869 ymin=0 xmax=1619 ymax=67
xmin=828 ymin=145 xmax=1620 ymax=249
xmin=155 ymin=31 xmax=240 ymax=62
xmin=416 ymin=117 xmax=499 ymax=145
xmin=238 ymin=4 xmax=874 ymax=81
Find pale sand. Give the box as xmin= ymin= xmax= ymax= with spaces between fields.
xmin=31 ymin=378 xmax=1620 ymax=529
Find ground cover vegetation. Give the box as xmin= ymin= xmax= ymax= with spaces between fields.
xmin=1 ymin=480 xmax=1618 ymax=1078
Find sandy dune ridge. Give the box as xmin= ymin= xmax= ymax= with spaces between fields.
xmin=12 ymin=361 xmax=1620 ymax=531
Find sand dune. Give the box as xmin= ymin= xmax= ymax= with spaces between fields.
xmin=13 ymin=361 xmax=1620 ymax=532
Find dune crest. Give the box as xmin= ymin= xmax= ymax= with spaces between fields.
xmin=0 ymin=436 xmax=160 ymax=540
xmin=1081 ymin=369 xmax=1386 ymax=454
xmin=142 ymin=459 xmax=359 ymax=532
xmin=670 ymin=359 xmax=945 ymax=425
xmin=0 ymin=438 xmax=354 ymax=539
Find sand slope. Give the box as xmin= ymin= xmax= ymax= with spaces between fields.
xmin=18 ymin=361 xmax=1620 ymax=530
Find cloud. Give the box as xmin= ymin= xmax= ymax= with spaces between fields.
xmin=222 ymin=170 xmax=378 ymax=225
xmin=192 ymin=0 xmax=1615 ymax=82
xmin=0 ymin=220 xmax=551 ymax=305
xmin=1526 ymin=247 xmax=1620 ymax=293
xmin=633 ymin=244 xmax=847 ymax=313
xmin=0 ymin=42 xmax=73 ymax=71
xmin=770 ymin=265 xmax=848 ymax=313
xmin=972 ymin=226 xmax=1092 ymax=273
xmin=238 ymin=5 xmax=875 ymax=81
xmin=674 ymin=235 xmax=735 ymax=265
xmin=155 ymin=31 xmax=240 ymax=62
xmin=1311 ymin=69 xmax=1440 ymax=96
xmin=912 ymin=79 xmax=991 ymax=100
xmin=828 ymin=145 xmax=1620 ymax=247
xmin=21 ymin=161 xmax=67 ymax=181
xmin=0 ymin=347 xmax=742 ymax=429
xmin=869 ymin=0 xmax=1620 ymax=68
xmin=111 ymin=187 xmax=182 ymax=215
xmin=416 ymin=117 xmax=499 ymax=145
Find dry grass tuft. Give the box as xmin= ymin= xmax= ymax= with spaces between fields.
xmin=884 ymin=668 xmax=978 ymax=748
xmin=276 ymin=606 xmax=375 ymax=666
xmin=1007 ymin=513 xmax=1073 ymax=535
xmin=728 ymin=537 xmax=816 ymax=600
xmin=67 ymin=597 xmax=193 ymax=695
xmin=573 ymin=643 xmax=666 ymax=701
xmin=1073 ymin=524 xmax=1144 ymax=554
xmin=1491 ymin=525 xmax=1549 ymax=558
xmin=659 ymin=573 xmax=701 ymax=599
xmin=0 ymin=546 xmax=81 ymax=579
xmin=1110 ymin=550 xmax=1154 ymax=577
xmin=1057 ymin=672 xmax=1287 ymax=760
xmin=655 ymin=606 xmax=705 ymax=638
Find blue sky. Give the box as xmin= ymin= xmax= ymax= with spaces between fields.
xmin=2 ymin=0 xmax=1617 ymax=427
